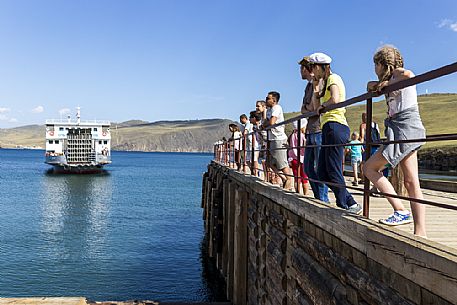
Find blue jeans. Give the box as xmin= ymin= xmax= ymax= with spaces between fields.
xmin=304 ymin=132 xmax=329 ymax=202
xmin=318 ymin=122 xmax=358 ymax=209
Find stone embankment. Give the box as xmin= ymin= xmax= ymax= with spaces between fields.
xmin=419 ymin=147 xmax=457 ymax=171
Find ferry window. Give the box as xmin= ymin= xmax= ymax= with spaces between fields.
xmin=48 ymin=140 xmax=53 ymax=144
xmin=59 ymin=127 xmax=64 ymax=131
xmin=94 ymin=128 xmax=98 ymax=131
xmin=99 ymin=141 xmax=102 ymax=144
xmin=104 ymin=141 xmax=108 ymax=144
xmin=55 ymin=140 xmax=59 ymax=144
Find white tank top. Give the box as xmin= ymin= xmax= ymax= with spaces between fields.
xmin=386 ymin=74 xmax=418 ymax=117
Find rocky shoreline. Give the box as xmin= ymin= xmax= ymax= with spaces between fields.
xmin=418 ymin=147 xmax=457 ymax=172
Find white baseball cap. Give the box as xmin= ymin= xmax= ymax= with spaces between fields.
xmin=309 ymin=52 xmax=332 ymax=64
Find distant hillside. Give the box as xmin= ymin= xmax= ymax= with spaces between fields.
xmin=2 ymin=94 xmax=456 ymax=153
xmin=0 ymin=119 xmax=235 ymax=152
xmin=285 ymin=93 xmax=457 ymax=150
xmin=111 ymin=119 xmax=235 ymax=152
xmin=0 ymin=124 xmax=44 ymax=149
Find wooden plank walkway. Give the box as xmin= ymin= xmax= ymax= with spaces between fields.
xmin=319 ymin=176 xmax=457 ymax=249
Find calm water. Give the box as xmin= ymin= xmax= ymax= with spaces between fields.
xmin=0 ymin=149 xmax=224 ymax=302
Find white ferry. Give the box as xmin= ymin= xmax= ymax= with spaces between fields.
xmin=45 ymin=107 xmax=112 ymax=173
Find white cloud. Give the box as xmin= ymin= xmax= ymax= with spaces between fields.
xmin=438 ymin=19 xmax=457 ymax=32
xmin=9 ymin=118 xmax=18 ymax=122
xmin=450 ymin=23 xmax=457 ymax=32
xmin=32 ymin=105 xmax=44 ymax=113
xmin=59 ymin=108 xmax=71 ymax=116
xmin=438 ymin=19 xmax=452 ymax=28
xmin=0 ymin=107 xmax=10 ymax=113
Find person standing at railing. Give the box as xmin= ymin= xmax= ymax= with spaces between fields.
xmin=299 ymin=56 xmax=330 ymax=203
xmin=310 ymin=52 xmax=362 ymax=214
xmin=228 ymin=123 xmax=242 ymax=170
xmin=345 ymin=131 xmax=364 ymax=186
xmin=255 ymin=100 xmax=269 ymax=180
xmin=359 ymin=112 xmax=387 ymax=193
xmin=247 ymin=111 xmax=261 ymax=176
xmin=240 ymin=113 xmax=252 ymax=169
xmin=262 ymin=91 xmax=294 ymax=191
xmin=287 ymin=119 xmax=309 ymax=195
xmin=364 ymin=45 xmax=426 ymax=237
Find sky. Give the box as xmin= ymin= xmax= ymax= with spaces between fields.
xmin=0 ymin=0 xmax=456 ymax=128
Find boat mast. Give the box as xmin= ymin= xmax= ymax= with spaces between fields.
xmin=76 ymin=106 xmax=81 ymax=125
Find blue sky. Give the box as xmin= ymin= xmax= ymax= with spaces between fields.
xmin=0 ymin=0 xmax=456 ymax=128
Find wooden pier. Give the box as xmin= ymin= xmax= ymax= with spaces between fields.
xmin=202 ymin=162 xmax=457 ymax=305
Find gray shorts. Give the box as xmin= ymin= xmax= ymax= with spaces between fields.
xmin=269 ymin=139 xmax=288 ymax=170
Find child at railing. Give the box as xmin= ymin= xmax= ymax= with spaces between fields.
xmin=345 ymin=131 xmax=364 ymax=186
xmin=287 ymin=119 xmax=309 ymax=195
xmin=248 ymin=110 xmax=262 ymax=177
xmin=364 ymin=45 xmax=426 ymax=237
xmin=310 ymin=52 xmax=361 ymax=214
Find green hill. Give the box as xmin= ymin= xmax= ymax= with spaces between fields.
xmin=285 ymin=93 xmax=457 ymax=150
xmin=0 ymin=119 xmax=235 ymax=152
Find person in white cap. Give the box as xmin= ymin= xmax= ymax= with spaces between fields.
xmin=309 ymin=52 xmax=362 ymax=214
xmin=299 ymin=56 xmax=329 ymax=202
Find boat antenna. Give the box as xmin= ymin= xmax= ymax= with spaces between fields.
xmin=76 ymin=106 xmax=81 ymax=125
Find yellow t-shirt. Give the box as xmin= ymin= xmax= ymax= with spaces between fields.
xmin=320 ymin=73 xmax=348 ymax=127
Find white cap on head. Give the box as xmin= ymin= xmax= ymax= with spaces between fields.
xmin=293 ymin=118 xmax=308 ymax=130
xmin=309 ymin=52 xmax=332 ymax=64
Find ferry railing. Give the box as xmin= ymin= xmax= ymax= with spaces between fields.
xmin=214 ymin=61 xmax=457 ymax=218
xmin=45 ymin=119 xmax=111 ymax=125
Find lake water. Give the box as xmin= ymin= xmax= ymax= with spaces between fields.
xmin=0 ymin=149 xmax=225 ymax=302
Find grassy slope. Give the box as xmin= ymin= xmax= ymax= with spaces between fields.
xmin=0 ymin=119 xmax=234 ymax=152
xmin=284 ymin=93 xmax=457 ymax=150
xmin=0 ymin=125 xmax=44 ymax=148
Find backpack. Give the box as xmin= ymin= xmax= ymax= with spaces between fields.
xmin=370 ymin=122 xmax=381 ymax=143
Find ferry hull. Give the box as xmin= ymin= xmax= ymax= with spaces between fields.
xmin=48 ymin=164 xmax=108 ymax=174
xmin=45 ymin=156 xmax=111 ymax=174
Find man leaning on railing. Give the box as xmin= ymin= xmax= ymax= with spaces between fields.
xmin=261 ymin=91 xmax=294 ymax=191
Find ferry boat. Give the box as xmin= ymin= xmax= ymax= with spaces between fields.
xmin=45 ymin=107 xmax=112 ymax=173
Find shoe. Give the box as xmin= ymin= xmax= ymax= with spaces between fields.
xmin=347 ymin=203 xmax=362 ymax=215
xmin=351 ymin=181 xmax=359 ymax=186
xmin=379 ymin=211 xmax=413 ymax=226
xmin=371 ymin=187 xmax=382 ymax=197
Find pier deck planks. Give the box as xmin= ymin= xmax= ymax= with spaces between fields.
xmin=326 ymin=177 xmax=457 ymax=249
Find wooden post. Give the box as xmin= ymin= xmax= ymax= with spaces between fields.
xmin=233 ymin=187 xmax=248 ymax=305
xmin=222 ymin=178 xmax=230 ymax=276
xmin=227 ymin=181 xmax=235 ymax=300
xmin=363 ymin=98 xmax=373 ymax=218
